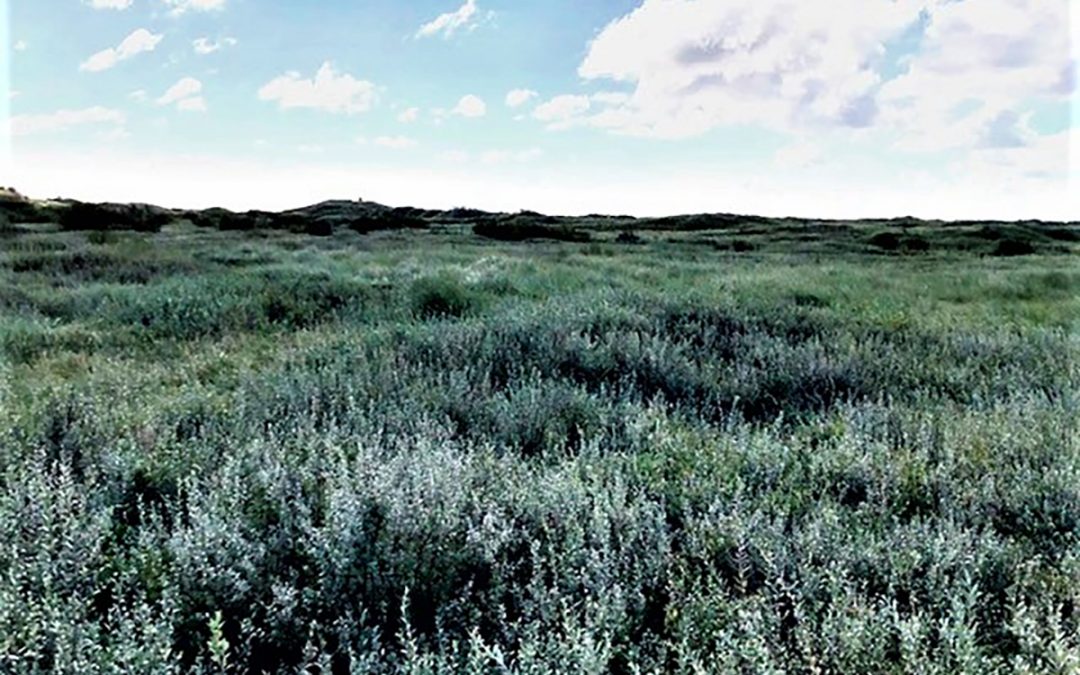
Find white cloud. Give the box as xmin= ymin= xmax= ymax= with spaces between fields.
xmin=374 ymin=136 xmax=419 ymax=149
xmin=452 ymin=94 xmax=487 ymax=118
xmin=85 ymin=0 xmax=133 ymax=8
xmin=79 ymin=28 xmax=163 ymax=72
xmin=163 ymin=0 xmax=226 ymax=16
xmin=559 ymin=0 xmax=1073 ymax=167
xmin=129 ymin=89 xmax=148 ymax=103
xmin=879 ymin=0 xmax=1073 ymax=154
xmin=13 ymin=40 xmax=28 ymax=52
xmin=416 ymin=0 xmax=480 ymax=39
xmin=193 ymin=37 xmax=237 ymax=55
xmin=397 ymin=107 xmax=420 ymax=123
xmin=177 ymin=96 xmax=208 ymax=112
xmin=10 ymin=107 xmax=125 ymax=137
xmin=258 ymin=62 xmax=378 ymax=115
xmin=572 ymin=0 xmax=927 ymax=138
xmin=533 ymin=95 xmax=591 ymax=128
xmin=157 ymin=77 xmax=203 ymax=106
xmin=590 ymin=92 xmax=630 ymax=106
xmin=505 ymin=88 xmax=538 ymax=108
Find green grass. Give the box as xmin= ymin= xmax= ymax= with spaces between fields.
xmin=0 ymin=215 xmax=1077 ymax=673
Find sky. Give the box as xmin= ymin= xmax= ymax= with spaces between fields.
xmin=2 ymin=0 xmax=1078 ymax=219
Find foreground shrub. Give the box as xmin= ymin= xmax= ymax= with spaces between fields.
xmin=69 ymin=270 xmax=378 ymax=339
xmin=1 ymin=226 xmax=1077 ymax=673
xmin=409 ymin=275 xmax=478 ymax=319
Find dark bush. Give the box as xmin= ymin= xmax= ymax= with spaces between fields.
xmin=869 ymin=231 xmax=901 ymax=251
xmin=0 ymin=195 xmax=63 ymax=225
xmin=640 ymin=212 xmax=762 ymax=231
xmin=616 ymin=231 xmax=644 ymax=245
xmin=790 ymin=292 xmax=830 ymax=308
xmin=443 ymin=206 xmax=495 ymax=221
xmin=59 ymin=202 xmax=173 ymax=232
xmin=187 ymin=207 xmax=249 ymax=230
xmin=474 ymin=216 xmax=591 ymax=242
xmin=902 ymin=236 xmax=931 ymax=252
xmin=349 ymin=209 xmax=429 ymax=233
xmin=992 ymin=239 xmax=1037 ymax=257
xmin=304 ymin=219 xmax=335 ymax=237
xmin=1042 ymin=226 xmax=1080 ymax=242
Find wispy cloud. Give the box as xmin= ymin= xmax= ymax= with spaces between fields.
xmin=11 ymin=107 xmax=126 ymax=137
xmin=416 ymin=0 xmax=481 ymax=39
xmin=79 ymin=28 xmax=163 ymax=72
xmin=193 ymin=37 xmax=238 ymax=55
xmin=163 ymin=0 xmax=226 ymax=16
xmin=84 ymin=0 xmax=133 ymax=9
xmin=156 ymin=77 xmax=207 ymax=112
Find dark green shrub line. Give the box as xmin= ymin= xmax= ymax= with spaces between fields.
xmin=474 ymin=214 xmax=592 ymax=242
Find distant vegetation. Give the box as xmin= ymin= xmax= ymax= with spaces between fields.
xmin=0 ymin=194 xmax=1077 ymax=673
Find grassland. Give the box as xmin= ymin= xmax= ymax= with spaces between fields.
xmin=0 ymin=198 xmax=1078 ymax=673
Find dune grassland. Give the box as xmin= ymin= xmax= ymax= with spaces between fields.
xmin=1 ymin=192 xmax=1078 ymax=673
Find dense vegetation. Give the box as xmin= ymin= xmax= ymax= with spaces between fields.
xmin=1 ymin=196 xmax=1078 ymax=673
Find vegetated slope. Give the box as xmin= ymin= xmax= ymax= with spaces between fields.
xmin=0 ymin=196 xmax=1077 ymax=673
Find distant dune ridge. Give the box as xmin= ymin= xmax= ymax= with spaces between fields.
xmin=1 ymin=188 xmax=1077 ymax=257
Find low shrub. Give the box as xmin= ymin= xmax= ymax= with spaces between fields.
xmin=868 ymin=231 xmax=901 ymax=251
xmin=349 ymin=209 xmax=429 ymax=234
xmin=902 ymin=235 xmax=931 ymax=252
xmin=409 ymin=275 xmax=478 ymax=319
xmin=992 ymin=239 xmax=1037 ymax=257
xmin=87 ymin=230 xmax=118 ymax=246
xmin=306 ymin=220 xmax=335 ymax=237
xmin=474 ymin=216 xmax=591 ymax=242
xmin=59 ymin=202 xmax=173 ymax=232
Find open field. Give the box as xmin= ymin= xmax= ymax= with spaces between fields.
xmin=1 ymin=199 xmax=1078 ymax=673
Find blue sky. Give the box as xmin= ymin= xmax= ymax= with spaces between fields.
xmin=3 ymin=0 xmax=1078 ymax=219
